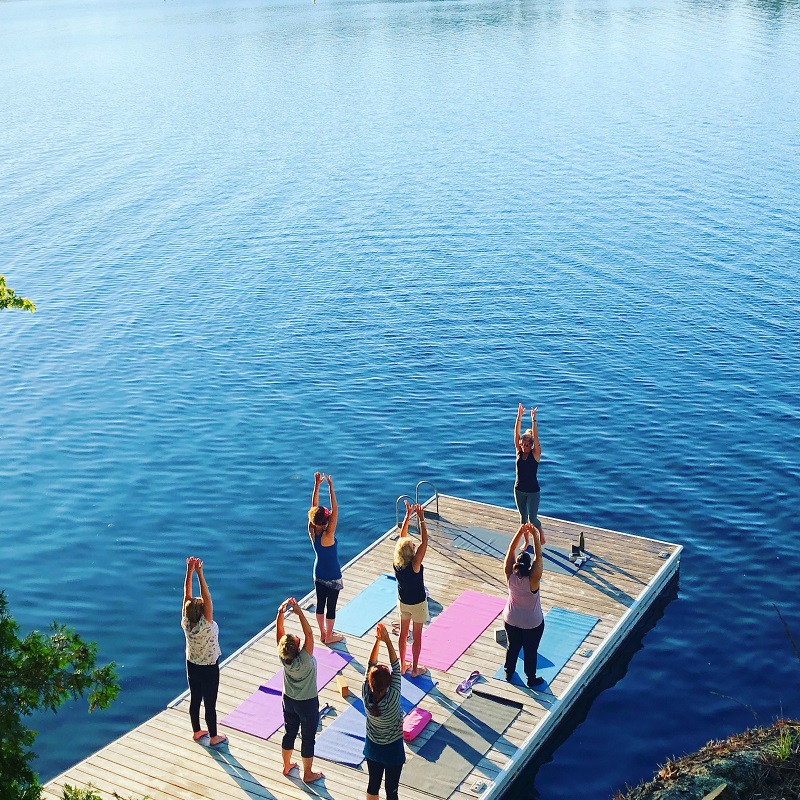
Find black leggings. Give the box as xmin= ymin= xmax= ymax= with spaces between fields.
xmin=504 ymin=620 xmax=545 ymax=683
xmin=187 ymin=660 xmax=220 ymax=737
xmin=315 ymin=581 xmax=340 ymax=620
xmin=281 ymin=695 xmax=320 ymax=758
xmin=366 ymin=759 xmax=403 ymax=800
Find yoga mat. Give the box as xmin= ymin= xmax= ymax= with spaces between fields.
xmin=313 ymin=697 xmax=368 ymax=767
xmin=493 ymin=606 xmax=599 ymax=688
xmin=221 ymin=648 xmax=352 ymax=740
xmin=315 ymin=671 xmax=437 ymax=766
xmin=334 ymin=573 xmax=399 ymax=637
xmin=452 ymin=526 xmax=579 ymax=577
xmin=400 ymin=690 xmax=523 ymax=799
xmin=418 ymin=590 xmax=506 ymax=672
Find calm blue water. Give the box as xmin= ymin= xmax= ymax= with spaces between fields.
xmin=1 ymin=0 xmax=799 ymax=796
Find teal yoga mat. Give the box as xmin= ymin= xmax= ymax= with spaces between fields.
xmin=334 ymin=573 xmax=398 ymax=637
xmin=494 ymin=606 xmax=599 ymax=688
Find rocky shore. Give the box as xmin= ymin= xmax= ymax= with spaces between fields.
xmin=615 ymin=720 xmax=800 ymax=800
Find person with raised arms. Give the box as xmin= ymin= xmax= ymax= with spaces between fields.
xmin=502 ymin=523 xmax=545 ymax=688
xmin=308 ymin=472 xmax=344 ymax=644
xmin=393 ymin=502 xmax=429 ymax=677
xmin=513 ymin=403 xmax=545 ymax=544
xmin=363 ymin=623 xmax=405 ymax=800
xmin=276 ymin=597 xmax=324 ymax=783
xmin=182 ymin=556 xmax=227 ymax=746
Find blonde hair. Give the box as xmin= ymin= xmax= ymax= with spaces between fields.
xmin=278 ymin=634 xmax=300 ymax=665
xmin=522 ymin=428 xmax=534 ymax=439
xmin=393 ymin=538 xmax=416 ymax=571
xmin=184 ymin=598 xmax=204 ymax=628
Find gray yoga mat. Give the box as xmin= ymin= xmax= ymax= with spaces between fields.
xmin=399 ymin=690 xmax=522 ymax=799
xmin=451 ymin=526 xmax=579 ymax=577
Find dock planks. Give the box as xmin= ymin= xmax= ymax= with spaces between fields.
xmin=45 ymin=494 xmax=681 ymax=800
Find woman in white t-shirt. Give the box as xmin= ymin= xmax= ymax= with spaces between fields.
xmin=182 ymin=557 xmax=226 ymax=746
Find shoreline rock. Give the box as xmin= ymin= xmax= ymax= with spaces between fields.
xmin=615 ymin=719 xmax=800 ymax=800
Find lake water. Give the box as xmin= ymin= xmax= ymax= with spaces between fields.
xmin=1 ymin=0 xmax=799 ymax=796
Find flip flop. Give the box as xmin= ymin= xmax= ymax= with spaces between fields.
xmin=456 ymin=670 xmax=481 ymax=694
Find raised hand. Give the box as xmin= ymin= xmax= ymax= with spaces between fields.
xmin=414 ymin=504 xmax=425 ymax=520
xmin=404 ymin=500 xmax=413 ymax=517
xmin=288 ymin=597 xmax=300 ymax=613
xmin=517 ymin=403 xmax=525 ymax=418
xmin=325 ymin=474 xmax=333 ymax=487
xmin=531 ymin=407 xmax=537 ymax=422
xmin=186 ymin=557 xmax=195 ymax=572
xmin=376 ymin=622 xmax=390 ymax=642
xmin=314 ymin=472 xmax=323 ymax=485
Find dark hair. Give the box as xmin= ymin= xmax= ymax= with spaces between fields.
xmin=366 ymin=664 xmax=391 ymax=716
xmin=513 ymin=551 xmax=532 ymax=578
xmin=308 ymin=506 xmax=330 ymax=527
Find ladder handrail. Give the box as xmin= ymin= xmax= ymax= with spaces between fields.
xmin=415 ymin=480 xmax=439 ymax=516
xmin=395 ymin=494 xmax=414 ymax=529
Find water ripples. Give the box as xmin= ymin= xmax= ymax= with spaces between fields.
xmin=2 ymin=0 xmax=800 ymax=796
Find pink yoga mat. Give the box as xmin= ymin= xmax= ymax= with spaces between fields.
xmin=221 ymin=648 xmax=352 ymax=740
xmin=419 ymin=589 xmax=506 ymax=671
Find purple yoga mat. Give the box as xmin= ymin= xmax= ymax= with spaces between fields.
xmin=419 ymin=589 xmax=506 ymax=671
xmin=221 ymin=648 xmax=352 ymax=740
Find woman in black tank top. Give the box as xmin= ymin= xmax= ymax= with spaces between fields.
xmin=514 ymin=404 xmax=545 ymax=544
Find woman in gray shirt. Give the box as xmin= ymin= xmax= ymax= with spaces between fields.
xmin=276 ymin=598 xmax=323 ymax=783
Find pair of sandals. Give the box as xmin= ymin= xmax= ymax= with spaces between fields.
xmin=456 ymin=670 xmax=481 ymax=695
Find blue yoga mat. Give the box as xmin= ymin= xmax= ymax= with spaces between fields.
xmin=334 ymin=573 xmax=398 ymax=637
xmin=451 ymin=526 xmax=579 ymax=577
xmin=494 ymin=607 xmax=599 ymax=689
xmin=315 ymin=671 xmax=436 ymax=766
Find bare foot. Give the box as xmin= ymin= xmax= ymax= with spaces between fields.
xmin=192 ymin=730 xmax=209 ymax=741
xmin=319 ymin=631 xmax=327 ymax=644
xmin=302 ymin=771 xmax=324 ymax=783
xmin=209 ymin=734 xmax=228 ymax=746
xmin=400 ymin=661 xmax=410 ymax=674
xmin=411 ymin=665 xmax=428 ymax=678
xmin=282 ymin=762 xmax=297 ymax=776
xmin=325 ymin=632 xmax=344 ymax=645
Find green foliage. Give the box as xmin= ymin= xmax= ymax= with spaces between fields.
xmin=0 ymin=275 xmax=36 ymax=312
xmin=770 ymin=725 xmax=798 ymax=763
xmin=60 ymin=787 xmax=101 ymax=800
xmin=0 ymin=591 xmax=119 ymax=800
xmin=61 ymin=785 xmax=150 ymax=800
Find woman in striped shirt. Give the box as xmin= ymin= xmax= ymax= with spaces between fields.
xmin=362 ymin=623 xmax=405 ymax=800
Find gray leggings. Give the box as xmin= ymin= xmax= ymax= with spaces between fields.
xmin=514 ymin=489 xmax=541 ymax=527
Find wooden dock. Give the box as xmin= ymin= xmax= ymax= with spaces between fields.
xmin=44 ymin=493 xmax=681 ymax=800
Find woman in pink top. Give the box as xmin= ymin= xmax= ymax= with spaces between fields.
xmin=502 ymin=523 xmax=545 ymax=688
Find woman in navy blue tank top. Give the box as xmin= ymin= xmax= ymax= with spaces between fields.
xmin=514 ymin=404 xmax=545 ymax=544
xmin=308 ymin=472 xmax=344 ymax=645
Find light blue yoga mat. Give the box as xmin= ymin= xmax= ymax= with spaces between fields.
xmin=315 ymin=671 xmax=436 ymax=766
xmin=494 ymin=607 xmax=599 ymax=689
xmin=334 ymin=573 xmax=398 ymax=637
xmin=451 ymin=526 xmax=579 ymax=577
